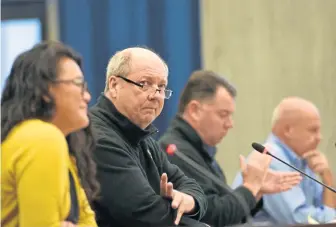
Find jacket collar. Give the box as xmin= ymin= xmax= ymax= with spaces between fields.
xmin=94 ymin=94 xmax=158 ymax=145
xmin=169 ymin=115 xmax=213 ymax=161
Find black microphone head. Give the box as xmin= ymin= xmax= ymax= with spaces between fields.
xmin=251 ymin=142 xmax=266 ymax=153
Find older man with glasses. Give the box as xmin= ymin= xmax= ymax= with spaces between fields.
xmin=90 ymin=47 xmax=208 ymax=227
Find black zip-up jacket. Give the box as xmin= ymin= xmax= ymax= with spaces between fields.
xmin=90 ymin=95 xmax=207 ymax=227
xmin=159 ymin=115 xmax=263 ymax=227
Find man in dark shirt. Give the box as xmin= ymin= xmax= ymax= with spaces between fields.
xmin=159 ymin=70 xmax=302 ymax=227
xmin=90 ymin=47 xmax=207 ymax=227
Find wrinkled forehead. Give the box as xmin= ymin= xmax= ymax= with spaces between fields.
xmin=293 ymin=109 xmax=321 ymax=127
xmin=129 ymin=57 xmax=168 ymax=82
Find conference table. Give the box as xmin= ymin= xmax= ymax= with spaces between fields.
xmin=174 ymin=219 xmax=336 ymax=226
xmin=170 ymin=224 xmax=336 ymax=227
xmin=172 ymin=216 xmax=336 ymax=226
xmin=231 ymin=222 xmax=336 ymax=227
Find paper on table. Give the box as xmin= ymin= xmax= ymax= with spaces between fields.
xmin=307 ymin=215 xmax=319 ymax=224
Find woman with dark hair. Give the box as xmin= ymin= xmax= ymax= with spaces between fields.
xmin=1 ymin=41 xmax=99 ymax=227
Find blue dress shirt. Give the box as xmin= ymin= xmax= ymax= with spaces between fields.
xmin=203 ymin=144 xmax=226 ymax=182
xmin=232 ymin=134 xmax=336 ymax=224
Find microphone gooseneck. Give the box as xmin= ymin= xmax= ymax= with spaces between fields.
xmin=251 ymin=142 xmax=336 ymax=194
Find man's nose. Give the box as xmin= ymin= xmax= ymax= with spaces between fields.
xmin=148 ymin=87 xmax=164 ymax=100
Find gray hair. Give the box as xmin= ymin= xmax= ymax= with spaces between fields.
xmin=104 ymin=50 xmax=132 ymax=92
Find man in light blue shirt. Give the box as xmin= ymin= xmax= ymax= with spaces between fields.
xmin=233 ymin=97 xmax=336 ymax=224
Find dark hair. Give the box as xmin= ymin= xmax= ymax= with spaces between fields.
xmin=178 ymin=70 xmax=237 ymax=113
xmin=66 ymin=123 xmax=100 ymax=203
xmin=1 ymin=41 xmax=82 ymax=140
xmin=1 ymin=41 xmax=99 ymax=202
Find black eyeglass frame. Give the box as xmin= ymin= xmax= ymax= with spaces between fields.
xmin=115 ymin=75 xmax=173 ymax=99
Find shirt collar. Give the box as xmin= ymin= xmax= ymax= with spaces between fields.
xmin=203 ymin=144 xmax=217 ymax=159
xmin=267 ymin=133 xmax=307 ymax=167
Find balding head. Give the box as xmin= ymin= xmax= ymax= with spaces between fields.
xmin=104 ymin=47 xmax=169 ymax=129
xmin=272 ymin=97 xmax=319 ymax=127
xmin=271 ymin=97 xmax=322 ymax=156
xmin=105 ymin=47 xmax=168 ymax=92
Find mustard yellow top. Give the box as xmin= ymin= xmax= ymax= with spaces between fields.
xmin=1 ymin=119 xmax=97 ymax=227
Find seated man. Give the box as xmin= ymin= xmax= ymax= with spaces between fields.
xmin=159 ymin=70 xmax=302 ymax=227
xmin=233 ymin=97 xmax=336 ymax=224
xmin=90 ymin=47 xmax=208 ymax=227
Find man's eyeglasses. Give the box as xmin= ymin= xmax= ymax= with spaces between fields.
xmin=53 ymin=77 xmax=88 ymax=94
xmin=116 ymin=75 xmax=173 ymax=99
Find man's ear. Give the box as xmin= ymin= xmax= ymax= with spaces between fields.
xmin=283 ymin=123 xmax=292 ymax=138
xmin=187 ymin=100 xmax=202 ymax=121
xmin=107 ymin=76 xmax=118 ymax=98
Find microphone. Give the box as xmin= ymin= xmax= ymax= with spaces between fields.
xmin=251 ymin=142 xmax=336 ymax=193
xmin=165 ymin=144 xmax=254 ymax=225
